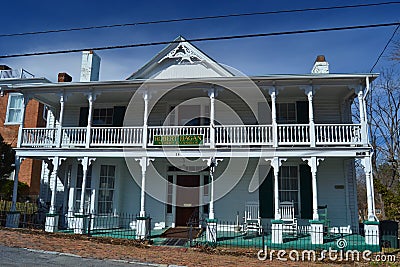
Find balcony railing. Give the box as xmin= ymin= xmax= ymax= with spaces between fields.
xmin=277 ymin=124 xmax=310 ymax=145
xmin=19 ymin=124 xmax=364 ymax=148
xmin=91 ymin=127 xmax=143 ymax=146
xmin=21 ymin=128 xmax=57 ymax=147
xmin=215 ymin=125 xmax=272 ymax=145
xmin=315 ymin=124 xmax=361 ymax=145
xmin=0 ymin=69 xmax=34 ymax=79
xmin=61 ymin=127 xmax=87 ymax=147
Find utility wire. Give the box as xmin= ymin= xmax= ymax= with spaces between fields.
xmin=370 ymin=24 xmax=400 ymax=72
xmin=1 ymin=1 xmax=399 ymax=38
xmin=1 ymin=22 xmax=399 ymax=59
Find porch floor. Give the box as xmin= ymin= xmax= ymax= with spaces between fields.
xmin=59 ymin=228 xmax=380 ymax=252
xmin=194 ymin=231 xmax=380 ymax=252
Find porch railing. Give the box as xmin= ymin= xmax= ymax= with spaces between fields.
xmin=215 ymin=125 xmax=273 ymax=145
xmin=315 ymin=124 xmax=361 ymax=145
xmin=21 ymin=128 xmax=57 ymax=147
xmin=19 ymin=123 xmax=365 ymax=148
xmin=91 ymin=127 xmax=143 ymax=146
xmin=61 ymin=127 xmax=87 ymax=147
xmin=277 ymin=124 xmax=310 ymax=145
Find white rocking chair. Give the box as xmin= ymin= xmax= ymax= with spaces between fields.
xmin=280 ymin=201 xmax=298 ymax=236
xmin=243 ymin=201 xmax=262 ymax=235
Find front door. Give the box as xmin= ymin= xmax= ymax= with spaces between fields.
xmin=175 ymin=175 xmax=200 ymax=226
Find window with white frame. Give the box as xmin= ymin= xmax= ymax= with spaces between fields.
xmin=75 ymin=165 xmax=92 ymax=213
xmin=279 ymin=166 xmax=299 ymax=215
xmin=93 ymin=108 xmax=113 ymax=125
xmin=6 ymin=93 xmax=24 ymax=124
xmin=98 ymin=165 xmax=116 ymax=214
xmin=276 ymin=103 xmax=296 ymax=123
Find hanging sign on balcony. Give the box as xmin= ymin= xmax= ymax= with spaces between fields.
xmin=153 ymin=134 xmax=204 ymax=146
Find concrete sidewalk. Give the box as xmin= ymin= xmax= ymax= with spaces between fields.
xmin=0 ymin=245 xmax=178 ymax=267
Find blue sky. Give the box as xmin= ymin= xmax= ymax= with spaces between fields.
xmin=0 ymin=0 xmax=399 ymax=81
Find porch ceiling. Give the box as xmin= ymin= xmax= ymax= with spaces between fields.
xmin=9 ymin=74 xmax=376 ymax=106
xmin=14 ymin=146 xmax=371 ymax=159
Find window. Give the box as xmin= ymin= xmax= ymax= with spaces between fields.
xmin=6 ymin=93 xmax=24 ymax=124
xmin=279 ymin=166 xmax=299 ymax=215
xmin=166 ymin=175 xmax=173 ymax=214
xmin=93 ymin=108 xmax=113 ymax=125
xmin=276 ymin=103 xmax=296 ymax=124
xmin=203 ymin=175 xmax=210 ymax=196
xmin=75 ymin=165 xmax=92 ymax=213
xmin=98 ymin=165 xmax=116 ymax=214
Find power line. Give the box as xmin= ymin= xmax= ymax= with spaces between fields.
xmin=1 ymin=1 xmax=399 ymax=38
xmin=1 ymin=22 xmax=399 ymax=59
xmin=370 ymin=24 xmax=400 ymax=72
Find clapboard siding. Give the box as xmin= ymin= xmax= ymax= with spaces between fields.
xmin=62 ymin=106 xmax=81 ymax=126
xmin=345 ymin=159 xmax=359 ymax=231
xmin=214 ymin=158 xmax=259 ymax=222
xmin=314 ymin=98 xmax=342 ymax=123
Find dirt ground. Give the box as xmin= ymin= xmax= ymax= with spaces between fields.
xmin=0 ymin=227 xmax=397 ymax=267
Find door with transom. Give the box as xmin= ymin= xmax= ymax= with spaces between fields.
xmin=175 ymin=175 xmax=200 ymax=226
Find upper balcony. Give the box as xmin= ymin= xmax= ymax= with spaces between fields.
xmin=9 ymin=74 xmax=374 ymax=151
xmin=18 ymin=123 xmax=363 ymax=149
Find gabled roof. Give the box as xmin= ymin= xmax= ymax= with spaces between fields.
xmin=127 ymin=36 xmax=235 ymax=80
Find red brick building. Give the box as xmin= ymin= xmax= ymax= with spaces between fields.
xmin=0 ymin=65 xmax=50 ymax=199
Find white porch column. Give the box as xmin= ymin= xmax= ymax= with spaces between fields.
xmin=208 ymin=87 xmax=217 ymax=148
xmin=74 ymin=157 xmax=94 ymax=234
xmin=45 ymin=156 xmax=65 ymax=232
xmin=302 ymin=86 xmax=316 ymax=147
xmin=135 ymin=157 xmax=154 ymax=239
xmin=49 ymin=156 xmax=63 ymax=214
xmin=67 ymin=164 xmax=77 ymax=214
xmin=56 ymin=92 xmax=67 ymax=147
xmin=10 ymin=157 xmax=23 ymax=212
xmin=78 ymin=157 xmax=95 ymax=214
xmin=6 ymin=157 xmax=24 ymax=228
xmin=61 ymin=164 xmax=71 ymax=226
xmin=268 ymin=157 xmax=287 ymax=220
xmin=142 ymin=90 xmax=150 ymax=148
xmin=135 ymin=157 xmax=154 ymax=217
xmin=204 ymin=157 xmax=223 ymax=220
xmin=268 ymin=87 xmax=278 ymax=148
xmin=361 ymin=156 xmax=379 ymax=245
xmin=46 ymin=161 xmax=54 ymax=203
xmin=361 ymin=156 xmax=376 ymax=221
xmin=84 ymin=92 xmax=96 ymax=148
xmin=356 ymin=86 xmax=368 ymax=146
xmin=302 ymin=157 xmax=324 ymax=220
xmin=203 ymin=157 xmax=222 ymax=243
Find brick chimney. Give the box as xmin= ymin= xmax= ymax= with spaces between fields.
xmin=80 ymin=50 xmax=101 ymax=82
xmin=311 ymin=55 xmax=329 ymax=74
xmin=58 ymin=72 xmax=72 ymax=82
